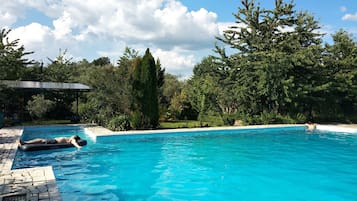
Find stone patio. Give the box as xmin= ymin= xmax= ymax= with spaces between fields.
xmin=0 ymin=127 xmax=61 ymax=201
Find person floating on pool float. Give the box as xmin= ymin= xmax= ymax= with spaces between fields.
xmin=19 ymin=135 xmax=82 ymax=149
xmin=305 ymin=121 xmax=316 ymax=132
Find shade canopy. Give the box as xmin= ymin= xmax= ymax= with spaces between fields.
xmin=1 ymin=80 xmax=91 ymax=91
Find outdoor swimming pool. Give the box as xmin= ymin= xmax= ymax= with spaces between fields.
xmin=13 ymin=126 xmax=357 ymax=201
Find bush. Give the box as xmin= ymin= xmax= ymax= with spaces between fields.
xmin=238 ymin=111 xmax=298 ymax=125
xmin=107 ymin=115 xmax=131 ymax=131
xmin=26 ymin=95 xmax=54 ymax=120
xmin=295 ymin=113 xmax=307 ymax=123
xmin=78 ymin=103 xmax=95 ymax=122
xmin=222 ymin=114 xmax=235 ymax=126
xmin=199 ymin=112 xmax=225 ymax=127
xmin=130 ymin=110 xmax=142 ymax=129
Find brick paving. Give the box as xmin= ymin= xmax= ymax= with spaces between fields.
xmin=0 ymin=127 xmax=61 ymax=201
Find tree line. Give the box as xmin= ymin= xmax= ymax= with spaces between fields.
xmin=1 ymin=0 xmax=356 ymax=129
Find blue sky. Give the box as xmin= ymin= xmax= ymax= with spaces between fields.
xmin=183 ymin=0 xmax=357 ymax=37
xmin=1 ymin=0 xmax=357 ymax=78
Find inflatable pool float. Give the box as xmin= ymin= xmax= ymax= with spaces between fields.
xmin=19 ymin=139 xmax=87 ymax=151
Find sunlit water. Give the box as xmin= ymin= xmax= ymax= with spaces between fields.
xmin=13 ymin=126 xmax=357 ymax=201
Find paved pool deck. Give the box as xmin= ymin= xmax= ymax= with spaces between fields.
xmin=1 ymin=123 xmax=357 ymax=200
xmin=0 ymin=127 xmax=61 ymax=201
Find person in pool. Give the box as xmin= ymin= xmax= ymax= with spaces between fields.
xmin=19 ymin=135 xmax=82 ymax=149
xmin=305 ymin=121 xmax=316 ymax=132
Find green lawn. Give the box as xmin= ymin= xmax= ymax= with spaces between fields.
xmin=21 ymin=119 xmax=72 ymax=126
xmin=20 ymin=119 xmax=216 ymax=129
xmin=159 ymin=120 xmax=210 ymax=129
xmin=21 ymin=119 xmax=206 ymax=129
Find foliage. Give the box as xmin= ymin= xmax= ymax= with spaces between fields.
xmin=21 ymin=119 xmax=71 ymax=126
xmin=156 ymin=59 xmax=168 ymax=118
xmin=159 ymin=120 xmax=209 ymax=129
xmin=159 ymin=74 xmax=183 ymax=119
xmin=130 ymin=110 xmax=143 ymax=129
xmin=0 ymin=28 xmax=34 ymax=80
xmin=77 ymin=102 xmax=97 ymax=123
xmin=199 ymin=112 xmax=225 ymax=127
xmin=44 ymin=49 xmax=76 ymax=82
xmin=26 ymin=95 xmax=54 ymax=120
xmin=236 ymin=112 xmax=297 ymax=125
xmin=222 ymin=114 xmax=236 ymax=126
xmin=168 ymin=90 xmax=188 ymax=120
xmin=76 ymin=47 xmax=139 ymax=127
xmin=130 ymin=48 xmax=159 ymax=129
xmin=92 ymin=57 xmax=111 ymax=66
xmin=107 ymin=115 xmax=131 ymax=131
xmin=0 ymin=28 xmax=35 ymax=121
xmin=207 ymin=0 xmax=338 ymax=124
xmin=78 ymin=65 xmax=131 ymax=125
xmin=2 ymin=1 xmax=357 ymax=127
xmin=321 ymin=30 xmax=357 ymax=120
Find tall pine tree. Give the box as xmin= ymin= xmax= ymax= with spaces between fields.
xmin=0 ymin=28 xmax=34 ymax=80
xmin=215 ymin=0 xmax=323 ymax=121
xmin=131 ymin=48 xmax=159 ymax=128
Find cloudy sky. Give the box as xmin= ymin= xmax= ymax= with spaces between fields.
xmin=1 ymin=0 xmax=357 ymax=79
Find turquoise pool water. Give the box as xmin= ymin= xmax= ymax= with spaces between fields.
xmin=13 ymin=126 xmax=357 ymax=201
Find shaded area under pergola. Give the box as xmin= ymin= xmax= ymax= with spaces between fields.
xmin=0 ymin=80 xmax=91 ymax=123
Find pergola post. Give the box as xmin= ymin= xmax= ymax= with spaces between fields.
xmin=76 ymin=91 xmax=79 ymax=115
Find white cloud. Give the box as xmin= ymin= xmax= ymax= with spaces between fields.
xmin=22 ymin=0 xmax=64 ymax=19
xmin=153 ymin=48 xmax=196 ymax=79
xmin=340 ymin=6 xmax=347 ymax=13
xmin=0 ymin=1 xmax=26 ymax=27
xmin=53 ymin=11 xmax=76 ymax=39
xmin=9 ymin=23 xmax=53 ymax=44
xmin=217 ymin=22 xmax=246 ymax=35
xmin=0 ymin=11 xmax=17 ymax=27
xmin=8 ymin=23 xmax=58 ymax=62
xmin=4 ymin=0 xmax=225 ymax=77
xmin=342 ymin=13 xmax=357 ymax=21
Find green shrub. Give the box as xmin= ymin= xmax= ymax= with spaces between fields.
xmin=295 ymin=113 xmax=307 ymax=123
xmin=26 ymin=95 xmax=54 ymax=120
xmin=238 ymin=111 xmax=298 ymax=125
xmin=200 ymin=112 xmax=224 ymax=127
xmin=107 ymin=115 xmax=131 ymax=131
xmin=222 ymin=114 xmax=236 ymax=126
xmin=260 ymin=111 xmax=276 ymax=124
xmin=130 ymin=110 xmax=142 ymax=129
xmin=78 ymin=103 xmax=94 ymax=122
xmin=277 ymin=114 xmax=296 ymax=124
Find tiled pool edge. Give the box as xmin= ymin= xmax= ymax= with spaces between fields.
xmin=316 ymin=124 xmax=357 ymax=133
xmin=84 ymin=124 xmax=357 ymax=141
xmin=84 ymin=124 xmax=305 ymax=140
xmin=0 ymin=127 xmax=61 ymax=201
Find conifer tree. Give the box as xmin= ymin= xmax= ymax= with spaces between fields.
xmin=0 ymin=28 xmax=33 ymax=80
xmin=215 ymin=0 xmax=323 ymax=120
xmin=131 ymin=48 xmax=159 ymax=128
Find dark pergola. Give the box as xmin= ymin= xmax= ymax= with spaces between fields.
xmin=1 ymin=80 xmax=91 ymax=120
xmin=1 ymin=80 xmax=91 ymax=91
